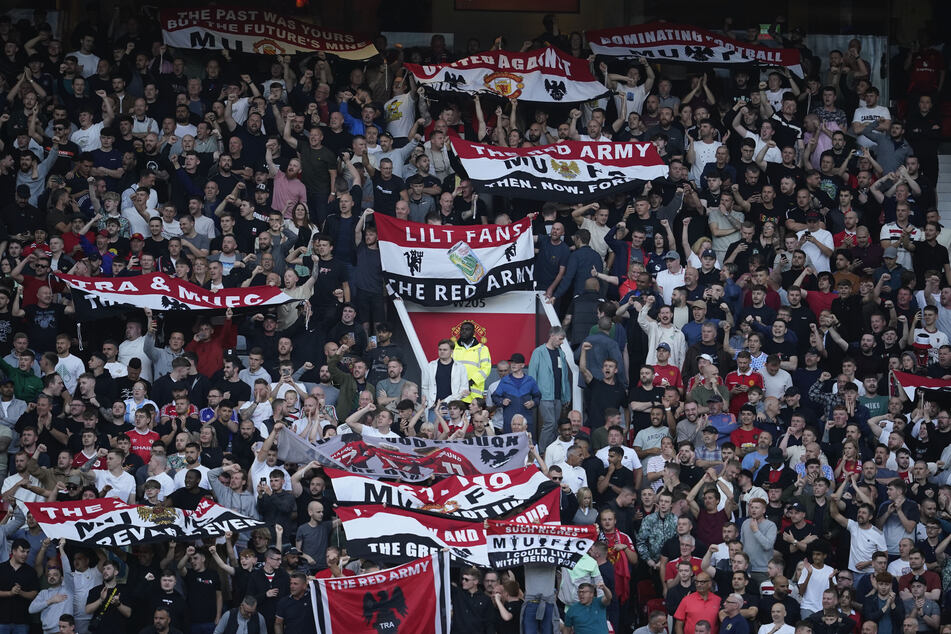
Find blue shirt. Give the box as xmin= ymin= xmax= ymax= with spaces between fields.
xmin=720 ymin=613 xmax=750 ymax=634
xmin=564 ymin=599 xmax=608 ymax=634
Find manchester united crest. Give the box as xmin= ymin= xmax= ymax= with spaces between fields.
xmin=483 ymin=71 xmax=524 ymax=99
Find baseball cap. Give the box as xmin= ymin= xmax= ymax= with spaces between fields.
xmin=883 ymin=247 xmax=898 ymax=259
xmin=698 ymin=354 xmax=714 ymax=363
xmin=706 ymin=394 xmax=723 ymax=403
xmin=702 ymin=425 xmax=718 ymax=434
xmin=784 ymin=387 xmax=800 ymax=398
xmin=688 ymin=300 xmax=707 ymax=310
xmin=663 ymin=250 xmax=680 ymax=261
xmin=130 ymin=233 xmax=145 ymax=241
xmin=789 ymin=502 xmax=806 ymax=512
xmin=910 ymin=575 xmax=927 ymax=586
xmin=15 ymin=185 xmax=30 ymax=198
xmin=656 ymin=343 xmax=671 ymax=352
xmin=98 ymin=229 xmax=110 ymax=237
xmin=509 ymin=352 xmax=526 ymax=364
xmin=806 ymin=211 xmax=821 ymax=221
xmin=263 ymin=312 xmax=278 ymax=321
xmin=701 ymin=249 xmax=716 ymax=259
xmin=256 ymin=183 xmax=269 ymax=191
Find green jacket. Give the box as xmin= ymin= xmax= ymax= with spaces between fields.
xmin=0 ymin=358 xmax=42 ymax=402
xmin=328 ymin=354 xmax=375 ymax=421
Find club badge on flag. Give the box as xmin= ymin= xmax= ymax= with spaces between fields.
xmin=328 ymin=467 xmax=560 ymax=521
xmin=374 ymin=214 xmax=534 ymax=306
xmin=161 ymin=8 xmax=377 ymax=59
xmin=450 ymin=138 xmax=668 ymax=201
xmin=405 ymin=48 xmax=606 ymax=102
xmin=586 ymin=22 xmax=804 ymax=77
xmin=310 ymin=552 xmax=451 ymax=634
xmin=26 ymin=498 xmax=263 ymax=546
xmin=276 ymin=429 xmax=531 ymax=482
xmin=485 ymin=520 xmax=598 ymax=568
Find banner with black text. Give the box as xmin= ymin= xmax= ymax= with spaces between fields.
xmin=450 ymin=138 xmax=668 ymax=201
xmin=405 ymin=48 xmax=605 ymax=102
xmin=26 ymin=498 xmax=263 ymax=546
xmin=485 ymin=520 xmax=597 ymax=568
xmin=586 ymin=23 xmax=804 ymax=77
xmin=161 ymin=7 xmax=377 ymax=59
xmin=375 ymin=214 xmax=534 ymax=306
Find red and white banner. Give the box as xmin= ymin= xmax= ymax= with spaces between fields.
xmin=276 ymin=429 xmax=531 ymax=482
xmin=587 ymin=22 xmax=804 ymax=77
xmin=375 ymin=214 xmax=534 ymax=306
xmin=451 ymin=138 xmax=668 ymax=201
xmin=486 ymin=520 xmax=597 ymax=568
xmin=889 ymin=370 xmax=951 ymax=399
xmin=161 ymin=7 xmax=377 ymax=60
xmin=57 ymin=273 xmax=297 ymax=318
xmin=328 ymin=466 xmax=559 ymax=521
xmin=310 ymin=553 xmax=451 ymax=634
xmin=404 ymin=48 xmax=606 ymax=102
xmin=405 ymin=291 xmax=537 ymax=367
xmin=337 ymin=496 xmax=560 ymax=565
xmin=26 ymin=498 xmax=263 ymax=546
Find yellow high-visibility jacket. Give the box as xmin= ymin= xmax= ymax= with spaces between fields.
xmin=452 ymin=341 xmax=492 ymax=402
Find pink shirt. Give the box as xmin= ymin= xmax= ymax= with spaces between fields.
xmin=271 ymin=171 xmax=307 ymax=218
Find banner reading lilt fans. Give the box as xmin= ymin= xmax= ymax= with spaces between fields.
xmin=277 ymin=429 xmax=530 ymax=482
xmin=57 ymin=273 xmax=297 ymax=320
xmin=451 ymin=138 xmax=668 ymax=202
xmin=328 ymin=467 xmax=559 ymax=520
xmin=375 ymin=214 xmax=534 ymax=306
xmin=161 ymin=7 xmax=377 ymax=59
xmin=586 ymin=23 xmax=804 ymax=77
xmin=486 ymin=520 xmax=598 ymax=568
xmin=309 ymin=553 xmax=451 ymax=634
xmin=404 ymin=48 xmax=606 ymax=102
xmin=26 ymin=498 xmax=263 ymax=546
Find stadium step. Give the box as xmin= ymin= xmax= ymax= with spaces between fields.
xmin=939 ymin=155 xmax=951 ymax=226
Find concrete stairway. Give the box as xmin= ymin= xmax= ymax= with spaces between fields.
xmin=938 ymin=155 xmax=951 ymax=225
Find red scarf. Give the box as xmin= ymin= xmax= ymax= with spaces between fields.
xmin=599 ymin=528 xmax=631 ymax=604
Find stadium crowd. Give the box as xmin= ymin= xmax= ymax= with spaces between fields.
xmin=1 ymin=5 xmax=951 ymax=634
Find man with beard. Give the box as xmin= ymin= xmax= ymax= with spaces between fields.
xmin=84 ymin=561 xmax=130 ymax=632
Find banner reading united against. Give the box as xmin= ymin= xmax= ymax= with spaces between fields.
xmin=310 ymin=553 xmax=451 ymax=634
xmin=486 ymin=520 xmax=597 ymax=568
xmin=161 ymin=7 xmax=377 ymax=59
xmin=404 ymin=48 xmax=606 ymax=102
xmin=451 ymin=138 xmax=668 ymax=201
xmin=586 ymin=22 xmax=804 ymax=77
xmin=328 ymin=467 xmax=560 ymax=521
xmin=277 ymin=429 xmax=530 ymax=482
xmin=26 ymin=498 xmax=263 ymax=546
xmin=375 ymin=214 xmax=534 ymax=306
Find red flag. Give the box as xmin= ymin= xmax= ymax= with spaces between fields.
xmin=310 ymin=553 xmax=451 ymax=634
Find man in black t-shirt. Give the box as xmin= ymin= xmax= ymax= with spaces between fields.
xmin=369 ymin=159 xmax=407 ymax=216
xmin=85 ymin=561 xmax=131 ymax=633
xmin=579 ymin=343 xmax=627 ymax=433
xmin=177 ymin=547 xmax=223 ymax=632
xmin=0 ymin=539 xmax=39 ymax=630
xmin=309 ymin=235 xmax=349 ymax=324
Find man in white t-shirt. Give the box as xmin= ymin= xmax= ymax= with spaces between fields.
xmin=70 ymin=98 xmax=115 ymax=152
xmin=172 ymin=443 xmax=212 ymax=489
xmin=687 ymin=122 xmax=723 ymax=186
xmin=68 ymin=35 xmax=100 ymax=78
xmin=384 ymin=78 xmax=418 ymax=140
xmin=830 ymin=497 xmax=887 ymax=578
xmin=87 ymin=448 xmax=137 ymax=503
xmin=879 ymin=203 xmax=923 ymax=270
xmin=796 ymin=211 xmax=835 ymax=272
xmin=796 ymin=535 xmax=836 ymax=618
xmin=734 ymin=113 xmax=782 ymax=164
xmin=851 ymin=87 xmax=891 ymax=148
xmin=595 ymin=426 xmax=643 ymax=473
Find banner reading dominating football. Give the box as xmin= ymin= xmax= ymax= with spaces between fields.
xmin=277 ymin=429 xmax=530 ymax=482
xmin=404 ymin=48 xmax=606 ymax=102
xmin=486 ymin=520 xmax=598 ymax=568
xmin=375 ymin=214 xmax=534 ymax=306
xmin=161 ymin=7 xmax=377 ymax=59
xmin=328 ymin=467 xmax=559 ymax=521
xmin=310 ymin=553 xmax=451 ymax=634
xmin=26 ymin=498 xmax=263 ymax=546
xmin=586 ymin=23 xmax=804 ymax=77
xmin=451 ymin=139 xmax=668 ymax=202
